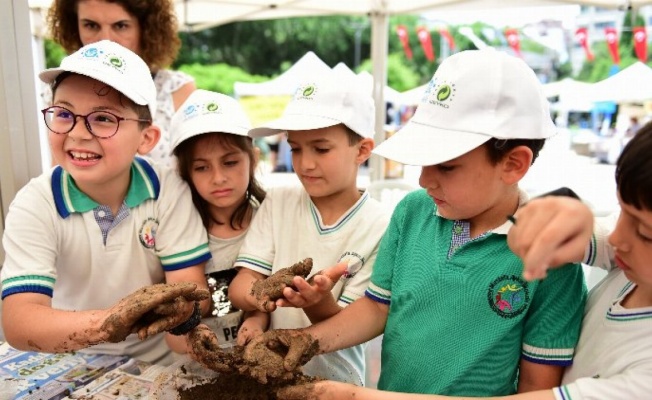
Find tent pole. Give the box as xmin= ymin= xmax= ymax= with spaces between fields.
xmin=370 ymin=10 xmax=389 ymax=183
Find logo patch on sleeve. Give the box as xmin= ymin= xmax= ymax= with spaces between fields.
xmin=139 ymin=217 xmax=159 ymax=249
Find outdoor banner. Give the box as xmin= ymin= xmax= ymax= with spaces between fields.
xmin=575 ymin=27 xmax=595 ymax=62
xmin=605 ymin=27 xmax=620 ymax=65
xmin=396 ymin=25 xmax=413 ymax=60
xmin=439 ymin=27 xmax=456 ymax=50
xmin=417 ymin=26 xmax=435 ymax=62
xmin=504 ymin=28 xmax=522 ymax=57
xmin=634 ymin=26 xmax=648 ymax=63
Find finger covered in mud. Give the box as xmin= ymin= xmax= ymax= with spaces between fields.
xmin=101 ymin=283 xmax=209 ymax=343
xmin=250 ymin=258 xmax=313 ymax=309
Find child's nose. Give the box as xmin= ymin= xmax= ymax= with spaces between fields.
xmin=419 ymin=165 xmax=439 ymax=189
xmin=212 ymin=168 xmax=227 ymax=184
xmin=67 ymin=118 xmax=94 ymax=140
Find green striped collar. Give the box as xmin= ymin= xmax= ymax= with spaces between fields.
xmin=51 ymin=157 xmax=160 ymax=218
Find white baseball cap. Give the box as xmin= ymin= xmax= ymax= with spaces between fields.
xmin=39 ymin=40 xmax=157 ymax=118
xmin=169 ymin=89 xmax=252 ymax=154
xmin=249 ymin=70 xmax=375 ymax=139
xmin=374 ymin=48 xmax=557 ymax=166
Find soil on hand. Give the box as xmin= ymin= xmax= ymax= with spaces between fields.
xmin=180 ymin=344 xmax=321 ymax=400
xmin=250 ymin=258 xmax=313 ymax=302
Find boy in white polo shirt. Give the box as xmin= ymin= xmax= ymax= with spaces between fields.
xmin=244 ymin=48 xmax=587 ymax=396
xmin=227 ymin=70 xmax=391 ymax=385
xmin=1 ymin=40 xmax=211 ymax=366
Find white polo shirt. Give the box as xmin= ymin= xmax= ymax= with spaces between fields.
xmin=1 ymin=158 xmax=211 ymax=364
xmin=235 ymin=185 xmax=390 ymax=385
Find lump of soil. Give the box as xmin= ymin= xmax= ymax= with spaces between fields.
xmin=179 ymin=369 xmax=319 ymax=400
xmin=187 ymin=325 xmax=319 ymax=384
xmin=150 ymin=356 xmax=321 ymax=400
xmin=250 ymin=258 xmax=313 ymax=305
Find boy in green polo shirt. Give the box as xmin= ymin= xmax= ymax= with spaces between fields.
xmin=242 ymin=48 xmax=587 ymax=396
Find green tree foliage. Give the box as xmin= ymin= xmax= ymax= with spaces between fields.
xmin=357 ymin=53 xmax=420 ymax=92
xmin=44 ymin=39 xmax=67 ymax=68
xmin=177 ymin=63 xmax=268 ymax=95
xmin=177 ymin=16 xmax=372 ymax=75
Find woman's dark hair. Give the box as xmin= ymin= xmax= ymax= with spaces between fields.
xmin=483 ymin=138 xmax=546 ymax=165
xmin=47 ymin=0 xmax=181 ymax=71
xmin=616 ymin=121 xmax=652 ymax=210
xmin=175 ymin=132 xmax=266 ymax=230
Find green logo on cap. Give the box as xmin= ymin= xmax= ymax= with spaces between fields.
xmin=437 ymin=85 xmax=452 ymax=101
xmin=109 ymin=56 xmax=123 ymax=68
xmin=303 ymin=86 xmax=315 ymax=97
xmin=206 ymin=102 xmax=219 ymax=112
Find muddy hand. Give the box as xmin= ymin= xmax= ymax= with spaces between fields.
xmin=245 ymin=329 xmax=319 ymax=374
xmin=101 ymin=282 xmax=206 ymax=343
xmin=277 ymin=381 xmax=340 ymax=400
xmin=250 ymin=258 xmax=313 ymax=312
xmin=133 ymin=287 xmax=209 ymax=340
xmin=186 ymin=324 xmax=232 ymax=374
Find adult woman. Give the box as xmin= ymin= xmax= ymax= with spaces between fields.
xmin=47 ymin=0 xmax=195 ymax=167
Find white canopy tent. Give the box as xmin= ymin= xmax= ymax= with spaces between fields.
xmin=590 ymin=61 xmax=652 ymax=103
xmin=13 ymin=0 xmax=652 ymax=185
xmin=543 ymin=77 xmax=596 ymax=112
xmin=234 ymin=51 xmax=331 ymax=96
xmin=27 ymin=0 xmax=652 ymax=180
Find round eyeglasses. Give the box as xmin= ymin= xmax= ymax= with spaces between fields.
xmin=41 ymin=106 xmax=151 ymax=139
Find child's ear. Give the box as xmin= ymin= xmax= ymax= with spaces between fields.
xmin=136 ymin=124 xmax=161 ymax=155
xmin=356 ymin=138 xmax=375 ymax=165
xmin=501 ymin=145 xmax=533 ymax=185
xmin=252 ymin=145 xmax=261 ymax=169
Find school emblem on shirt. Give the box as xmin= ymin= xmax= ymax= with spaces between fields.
xmin=337 ymin=252 xmax=365 ymax=279
xmin=487 ymin=275 xmax=529 ymax=319
xmin=139 ymin=217 xmax=159 ymax=249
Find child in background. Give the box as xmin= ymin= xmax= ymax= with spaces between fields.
xmin=227 ymin=70 xmax=391 ymax=385
xmin=166 ymin=89 xmax=269 ymax=351
xmin=277 ymin=109 xmax=652 ymax=400
xmin=1 ymin=40 xmax=210 ymax=365
xmin=245 ymin=48 xmax=587 ymax=395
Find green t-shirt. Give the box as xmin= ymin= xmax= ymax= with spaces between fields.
xmin=366 ymin=190 xmax=587 ymax=396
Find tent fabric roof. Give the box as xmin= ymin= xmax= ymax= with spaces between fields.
xmin=233 ymin=51 xmax=331 ymax=97
xmin=590 ymin=62 xmax=652 ymax=103
xmin=29 ymin=1 xmax=652 ymax=33
xmin=235 ymin=55 xmax=403 ymax=103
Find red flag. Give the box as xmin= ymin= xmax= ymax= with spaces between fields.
xmin=504 ymin=28 xmax=522 ymax=58
xmin=634 ymin=26 xmax=648 ymax=62
xmin=396 ymin=25 xmax=413 ymax=60
xmin=575 ymin=27 xmax=594 ymax=62
xmin=417 ymin=27 xmax=435 ymax=62
xmin=439 ymin=27 xmax=456 ymax=50
xmin=605 ymin=27 xmax=620 ymax=65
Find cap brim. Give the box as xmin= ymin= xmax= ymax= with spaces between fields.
xmin=170 ymin=125 xmax=250 ymax=155
xmin=249 ymin=114 xmax=341 ymax=138
xmin=39 ymin=66 xmax=149 ymax=107
xmin=373 ymin=120 xmax=492 ymax=166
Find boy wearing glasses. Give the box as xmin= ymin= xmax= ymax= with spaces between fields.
xmin=1 ymin=40 xmax=211 ymax=366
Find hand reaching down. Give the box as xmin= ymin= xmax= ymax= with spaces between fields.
xmin=101 ymin=282 xmax=209 ymax=343
xmin=243 ymin=329 xmax=320 ymax=381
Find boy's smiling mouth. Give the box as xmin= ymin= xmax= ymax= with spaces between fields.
xmin=69 ymin=150 xmax=101 ymax=161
